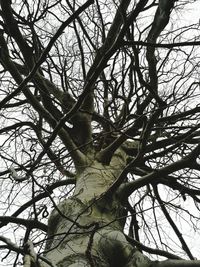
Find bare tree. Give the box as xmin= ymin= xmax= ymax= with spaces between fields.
xmin=0 ymin=0 xmax=200 ymax=266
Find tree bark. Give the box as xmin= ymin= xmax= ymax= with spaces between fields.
xmin=44 ymin=148 xmax=149 ymax=267
xmin=43 ymin=145 xmax=200 ymax=267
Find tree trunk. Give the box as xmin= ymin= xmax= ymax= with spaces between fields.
xmin=44 ymin=148 xmax=150 ymax=267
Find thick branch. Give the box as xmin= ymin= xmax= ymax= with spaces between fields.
xmin=126 ymin=235 xmax=182 ymax=260
xmin=118 ymin=142 xmax=200 ymax=200
xmin=0 ymin=179 xmax=75 ymax=229
xmin=0 ymin=216 xmax=47 ymax=232
xmin=124 ymin=40 xmax=200 ymax=48
xmin=152 ymin=260 xmax=200 ymax=267
xmin=145 ymin=0 xmax=175 ymax=106
xmin=0 ymin=236 xmax=24 ymax=254
xmin=117 ymin=156 xmax=190 ymax=199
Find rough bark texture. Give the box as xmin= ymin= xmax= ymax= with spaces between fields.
xmin=43 ymin=146 xmax=200 ymax=267
xmin=44 ymin=148 xmax=150 ymax=267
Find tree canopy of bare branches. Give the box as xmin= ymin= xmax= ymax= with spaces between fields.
xmin=1 ymin=0 xmax=200 ymax=267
